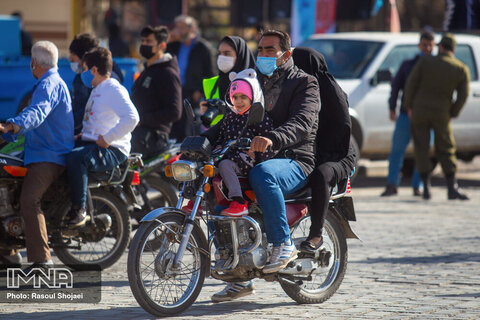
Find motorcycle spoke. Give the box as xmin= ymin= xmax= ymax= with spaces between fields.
xmin=137 ymin=221 xmax=202 ymax=308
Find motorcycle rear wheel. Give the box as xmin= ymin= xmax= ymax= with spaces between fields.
xmin=53 ymin=189 xmax=131 ymax=270
xmin=282 ymin=210 xmax=348 ymax=304
xmin=128 ymin=212 xmax=207 ymax=317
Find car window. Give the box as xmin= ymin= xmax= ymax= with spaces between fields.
xmin=378 ymin=45 xmax=418 ymax=76
xmin=455 ymin=45 xmax=478 ymax=81
xmin=300 ymin=39 xmax=384 ymax=79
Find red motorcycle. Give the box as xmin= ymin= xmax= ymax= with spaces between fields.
xmin=127 ymin=103 xmax=358 ymax=316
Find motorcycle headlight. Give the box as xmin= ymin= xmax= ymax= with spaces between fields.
xmin=171 ymin=160 xmax=197 ymax=181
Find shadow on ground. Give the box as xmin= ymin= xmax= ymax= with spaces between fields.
xmin=351 ymin=175 xmax=480 ymax=189
xmin=3 ymin=300 xmax=299 ymax=319
xmin=353 ymin=252 xmax=480 ymax=264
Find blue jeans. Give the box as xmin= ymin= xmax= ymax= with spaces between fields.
xmin=387 ymin=113 xmax=421 ymax=188
xmin=249 ymin=159 xmax=307 ymax=246
xmin=66 ymin=142 xmax=127 ymax=208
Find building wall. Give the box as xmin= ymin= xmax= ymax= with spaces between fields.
xmin=0 ymin=0 xmax=72 ymax=56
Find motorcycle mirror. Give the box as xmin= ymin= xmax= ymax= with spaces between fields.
xmin=246 ymin=102 xmax=265 ymax=127
xmin=183 ymin=99 xmax=195 ymax=123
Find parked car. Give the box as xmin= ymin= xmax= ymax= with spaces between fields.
xmin=301 ymin=32 xmax=480 ymax=162
xmin=0 ymin=15 xmax=138 ymax=121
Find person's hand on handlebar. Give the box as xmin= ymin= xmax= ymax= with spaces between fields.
xmin=0 ymin=123 xmax=14 ymax=133
xmin=250 ymin=136 xmax=272 ymax=153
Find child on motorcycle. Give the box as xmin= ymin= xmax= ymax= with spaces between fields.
xmin=184 ymin=68 xmax=274 ymax=217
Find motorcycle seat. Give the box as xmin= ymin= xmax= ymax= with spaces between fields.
xmin=284 ymin=187 xmax=312 ymax=200
xmin=284 ymin=177 xmax=349 ymax=201
xmin=88 ymin=166 xmax=122 ymax=183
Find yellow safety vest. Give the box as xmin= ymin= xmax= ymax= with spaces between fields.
xmin=202 ymin=76 xmax=223 ymax=126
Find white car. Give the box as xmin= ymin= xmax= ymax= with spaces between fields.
xmin=301 ymin=32 xmax=480 ymax=162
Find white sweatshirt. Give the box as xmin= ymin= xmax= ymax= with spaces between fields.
xmin=81 ymin=78 xmax=139 ymax=155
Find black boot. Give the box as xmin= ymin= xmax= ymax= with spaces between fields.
xmin=380 ymin=184 xmax=397 ymax=197
xmin=420 ymin=173 xmax=431 ymax=200
xmin=446 ymin=174 xmax=469 ymax=200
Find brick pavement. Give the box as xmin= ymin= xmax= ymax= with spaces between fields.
xmin=1 ymin=183 xmax=479 ymax=319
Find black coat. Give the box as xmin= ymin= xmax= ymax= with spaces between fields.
xmin=258 ymin=57 xmax=320 ymax=176
xmin=167 ymin=36 xmax=217 ymax=100
xmin=130 ymin=55 xmax=182 ymax=135
xmin=292 ymin=47 xmax=352 ymax=166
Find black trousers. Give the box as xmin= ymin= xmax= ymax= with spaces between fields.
xmin=309 ymin=159 xmax=353 ymax=238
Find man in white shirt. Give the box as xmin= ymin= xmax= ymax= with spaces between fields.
xmin=66 ymin=47 xmax=139 ymax=226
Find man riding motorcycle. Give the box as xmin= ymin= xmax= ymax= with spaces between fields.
xmin=0 ymin=41 xmax=74 ymax=269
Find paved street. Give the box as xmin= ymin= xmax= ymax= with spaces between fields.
xmin=1 ymin=161 xmax=480 ymax=319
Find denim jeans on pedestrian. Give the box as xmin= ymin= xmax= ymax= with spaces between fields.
xmin=249 ymin=159 xmax=307 ymax=246
xmin=387 ymin=113 xmax=422 ymax=188
xmin=66 ymin=141 xmax=127 ymax=208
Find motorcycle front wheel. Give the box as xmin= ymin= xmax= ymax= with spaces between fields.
xmin=127 ymin=212 xmax=207 ymax=317
xmin=282 ymin=210 xmax=348 ymax=304
xmin=53 ymin=189 xmax=131 ymax=270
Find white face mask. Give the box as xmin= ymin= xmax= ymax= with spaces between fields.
xmin=217 ymin=55 xmax=235 ymax=73
xmin=70 ymin=61 xmax=81 ymax=74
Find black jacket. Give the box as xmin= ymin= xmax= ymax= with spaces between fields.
xmin=258 ymin=58 xmax=320 ymax=176
xmin=131 ymin=54 xmax=182 ymax=135
xmin=167 ymin=37 xmax=216 ymax=100
xmin=389 ymin=55 xmax=420 ymax=114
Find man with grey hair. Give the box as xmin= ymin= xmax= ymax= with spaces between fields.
xmin=167 ymin=15 xmax=216 ymax=141
xmin=0 ymin=41 xmax=74 ymax=269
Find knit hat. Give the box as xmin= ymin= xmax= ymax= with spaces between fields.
xmin=229 ymin=79 xmax=253 ymax=103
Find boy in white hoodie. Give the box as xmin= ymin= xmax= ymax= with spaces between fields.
xmin=66 ymin=47 xmax=139 ymax=226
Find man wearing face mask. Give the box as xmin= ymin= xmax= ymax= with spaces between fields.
xmin=130 ymin=26 xmax=182 ymax=159
xmin=167 ymin=15 xmax=216 ymax=141
xmin=68 ymin=33 xmax=124 ymax=135
xmin=0 ymin=41 xmax=74 ymax=269
xmin=210 ymin=30 xmax=320 ymax=302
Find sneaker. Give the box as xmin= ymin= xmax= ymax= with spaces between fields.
xmin=262 ymin=239 xmax=298 ymax=274
xmin=221 ymin=201 xmax=248 ymax=217
xmin=22 ymin=260 xmax=53 ymax=275
xmin=67 ymin=207 xmax=87 ymax=227
xmin=211 ymin=281 xmax=255 ymax=303
xmin=380 ymin=185 xmax=397 ymax=196
xmin=0 ymin=252 xmax=22 ymax=267
xmin=182 ymin=200 xmax=203 ymax=215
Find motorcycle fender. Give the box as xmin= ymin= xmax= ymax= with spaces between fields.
xmin=331 ymin=203 xmax=359 ymax=240
xmin=140 ymin=207 xmax=211 ymax=277
xmin=140 ymin=207 xmax=184 ymax=222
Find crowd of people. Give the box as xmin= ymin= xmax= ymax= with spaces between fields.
xmin=0 ymin=13 xmax=471 ymax=303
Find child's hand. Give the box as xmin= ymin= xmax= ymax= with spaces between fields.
xmin=247 ymin=149 xmax=255 ymax=160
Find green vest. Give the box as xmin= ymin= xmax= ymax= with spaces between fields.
xmin=202 ymin=75 xmax=223 ymax=126
xmin=203 ymin=76 xmax=220 ymax=99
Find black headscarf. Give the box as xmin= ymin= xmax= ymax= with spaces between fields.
xmin=216 ymin=36 xmax=256 ymax=100
xmin=292 ymin=47 xmax=351 ymax=163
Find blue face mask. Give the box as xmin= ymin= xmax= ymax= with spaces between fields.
xmin=256 ymin=52 xmax=286 ymax=76
xmin=81 ymin=69 xmax=94 ymax=88
xmin=256 ymin=56 xmax=278 ymax=76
